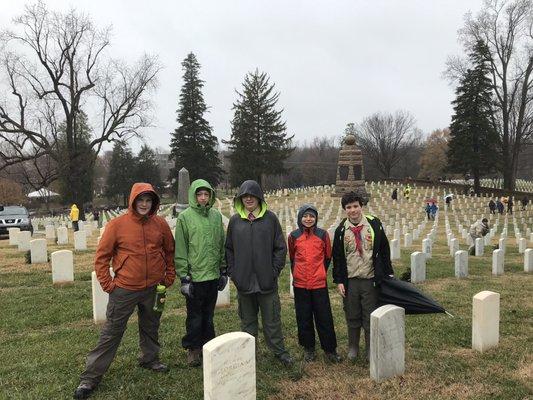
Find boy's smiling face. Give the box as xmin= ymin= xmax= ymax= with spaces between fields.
xmin=301 ymin=212 xmax=316 ymax=228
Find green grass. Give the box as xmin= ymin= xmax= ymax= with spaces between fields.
xmin=0 ymin=210 xmax=532 ymax=399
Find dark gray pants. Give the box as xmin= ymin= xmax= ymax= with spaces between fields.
xmin=343 ymin=278 xmax=379 ymax=333
xmin=237 ymin=290 xmax=288 ymax=357
xmin=80 ymin=286 xmax=161 ymax=384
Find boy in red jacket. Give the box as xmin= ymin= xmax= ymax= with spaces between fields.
xmin=288 ymin=204 xmax=341 ymax=363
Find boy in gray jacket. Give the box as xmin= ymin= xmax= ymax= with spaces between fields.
xmin=225 ymin=180 xmax=293 ymax=366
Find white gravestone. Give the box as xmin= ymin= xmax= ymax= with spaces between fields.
xmin=475 ymin=238 xmax=484 ymax=256
xmin=410 ymin=252 xmax=426 ymax=283
xmin=30 ymin=239 xmax=48 ymax=264
xmin=74 ymin=230 xmax=87 ymax=251
xmin=91 ymin=271 xmax=108 ymax=324
xmin=524 ymin=249 xmax=533 ymax=273
xmin=203 ymin=332 xmax=256 ymax=400
xmin=17 ymin=231 xmax=31 ymax=251
xmin=45 ymin=225 xmax=56 ymax=240
xmin=422 ymin=238 xmax=432 ymax=259
xmin=84 ymin=223 xmax=93 ymax=238
xmin=51 ymin=250 xmax=74 ymax=284
xmin=216 ymin=282 xmax=230 ymax=308
xmin=370 ymin=305 xmax=405 ymax=382
xmin=455 ymin=250 xmax=468 ymax=278
xmin=390 ymin=239 xmax=400 ymax=260
xmin=57 ymin=226 xmax=69 ymax=245
xmin=498 ymin=238 xmax=506 ymax=255
xmin=404 ymin=233 xmax=412 ymax=247
xmin=472 ymin=291 xmax=499 ymax=353
xmin=449 ymin=238 xmax=459 ymax=256
xmin=492 ymin=249 xmax=504 ymax=276
xmin=518 ymin=238 xmax=526 ymax=254
xmin=8 ymin=228 xmax=20 ymax=245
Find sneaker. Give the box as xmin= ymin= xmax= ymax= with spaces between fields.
xmin=187 ymin=349 xmax=202 ymax=367
xmin=73 ymin=382 xmax=96 ymax=399
xmin=278 ymin=353 xmax=294 ymax=367
xmin=325 ymin=352 xmax=343 ymax=363
xmin=139 ymin=360 xmax=170 ymax=373
xmin=303 ymin=348 xmax=316 ymax=362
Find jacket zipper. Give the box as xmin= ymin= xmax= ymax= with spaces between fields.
xmin=142 ymin=222 xmax=148 ymax=289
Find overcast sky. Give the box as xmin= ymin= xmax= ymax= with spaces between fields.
xmin=2 ymin=0 xmax=484 ymax=152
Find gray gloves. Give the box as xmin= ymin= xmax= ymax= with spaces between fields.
xmin=180 ymin=276 xmax=194 ymax=299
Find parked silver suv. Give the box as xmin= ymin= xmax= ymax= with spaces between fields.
xmin=0 ymin=205 xmax=33 ymax=235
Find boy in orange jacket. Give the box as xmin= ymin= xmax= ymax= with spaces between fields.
xmin=288 ymin=204 xmax=341 ymax=363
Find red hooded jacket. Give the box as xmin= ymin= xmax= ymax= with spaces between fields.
xmin=94 ymin=183 xmax=176 ymax=292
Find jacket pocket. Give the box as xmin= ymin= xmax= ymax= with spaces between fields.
xmin=112 ymin=254 xmax=129 ymax=274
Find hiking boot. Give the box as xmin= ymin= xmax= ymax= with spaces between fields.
xmin=347 ymin=328 xmax=360 ymax=361
xmin=278 ymin=353 xmax=294 ymax=367
xmin=187 ymin=349 xmax=202 ymax=367
xmin=139 ymin=360 xmax=170 ymax=373
xmin=325 ymin=352 xmax=343 ymax=364
xmin=303 ymin=348 xmax=316 ymax=362
xmin=73 ymin=382 xmax=97 ymax=399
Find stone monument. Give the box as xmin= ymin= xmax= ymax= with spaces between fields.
xmin=332 ymin=133 xmax=368 ymax=201
xmin=175 ymin=167 xmax=190 ymax=213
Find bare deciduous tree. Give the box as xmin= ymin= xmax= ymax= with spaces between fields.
xmin=355 ymin=111 xmax=421 ymax=178
xmin=446 ymin=0 xmax=533 ymax=190
xmin=0 ymin=2 xmax=160 ymax=212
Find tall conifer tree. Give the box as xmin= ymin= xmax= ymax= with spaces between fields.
xmin=447 ymin=40 xmax=500 ymax=193
xmin=105 ymin=141 xmax=135 ymax=206
xmin=136 ymin=145 xmax=163 ymax=192
xmin=223 ymin=70 xmax=294 ymax=187
xmin=169 ymin=53 xmax=223 ymax=188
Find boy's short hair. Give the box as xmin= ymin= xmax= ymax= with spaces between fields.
xmin=482 ymin=218 xmax=488 ymax=223
xmin=341 ymin=192 xmax=364 ymax=209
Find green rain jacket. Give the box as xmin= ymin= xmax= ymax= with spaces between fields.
xmin=174 ymin=179 xmax=225 ymax=282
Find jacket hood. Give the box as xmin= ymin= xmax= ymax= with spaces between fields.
xmin=188 ymin=179 xmax=216 ymax=213
xmin=297 ymin=204 xmax=319 ymax=230
xmin=71 ymin=204 xmax=78 ymax=209
xmin=128 ymin=182 xmax=160 ymax=218
xmin=234 ymin=180 xmax=267 ymax=219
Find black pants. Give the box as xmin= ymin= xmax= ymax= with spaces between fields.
xmin=182 ymin=279 xmax=218 ymax=350
xmin=294 ymin=287 xmax=337 ymax=353
xmin=80 ymin=286 xmax=161 ymax=385
xmin=73 ymin=221 xmax=79 ymax=232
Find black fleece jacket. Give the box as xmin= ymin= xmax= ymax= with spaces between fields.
xmin=332 ymin=216 xmax=394 ymax=287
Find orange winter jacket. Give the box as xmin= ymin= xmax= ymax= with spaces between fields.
xmin=94 ymin=183 xmax=176 ymax=293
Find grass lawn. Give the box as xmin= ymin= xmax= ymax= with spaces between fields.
xmin=0 ymin=216 xmax=531 ymax=400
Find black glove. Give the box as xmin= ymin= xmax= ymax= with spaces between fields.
xmin=180 ymin=276 xmax=194 ymax=299
xmin=218 ymin=268 xmax=228 ymax=291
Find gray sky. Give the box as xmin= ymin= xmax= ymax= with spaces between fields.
xmin=2 ymin=0 xmax=484 ymax=151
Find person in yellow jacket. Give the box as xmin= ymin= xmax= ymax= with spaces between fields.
xmin=70 ymin=204 xmax=80 ymax=232
xmin=403 ymin=184 xmax=411 ymax=200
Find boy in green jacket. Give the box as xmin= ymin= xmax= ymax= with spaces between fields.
xmin=174 ymin=179 xmax=226 ymax=366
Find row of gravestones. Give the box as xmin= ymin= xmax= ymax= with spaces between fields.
xmin=202 ymin=290 xmax=501 ymax=399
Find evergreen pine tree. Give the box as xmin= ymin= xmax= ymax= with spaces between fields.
xmin=135 ymin=145 xmax=163 ymax=192
xmin=57 ymin=111 xmax=95 ymax=212
xmin=105 ymin=141 xmax=135 ymax=206
xmin=223 ymin=69 xmax=294 ymax=187
xmin=447 ymin=40 xmax=500 ymax=193
xmin=169 ymin=53 xmax=223 ymax=189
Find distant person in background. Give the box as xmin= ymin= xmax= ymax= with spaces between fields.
xmin=403 ymin=184 xmax=411 ymax=200
xmin=507 ymin=197 xmax=514 ymax=215
xmin=92 ymin=209 xmax=100 ymax=227
xmin=445 ymin=195 xmax=452 ymax=206
xmin=70 ymin=204 xmax=80 ymax=232
xmin=468 ymin=218 xmax=490 ymax=255
xmin=522 ymin=195 xmax=529 ymax=210
xmin=391 ymin=188 xmax=398 ymax=201
xmin=496 ymin=198 xmax=504 ymax=215
xmin=488 ymin=198 xmax=496 ymax=214
xmin=425 ymin=202 xmax=431 ymax=220
xmin=429 ymin=202 xmax=438 ymax=220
